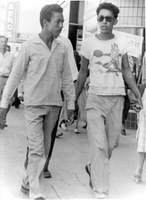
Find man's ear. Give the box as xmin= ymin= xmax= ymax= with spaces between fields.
xmin=43 ymin=19 xmax=48 ymax=27
xmin=114 ymin=19 xmax=118 ymax=25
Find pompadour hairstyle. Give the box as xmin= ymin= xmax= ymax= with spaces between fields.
xmin=96 ymin=2 xmax=120 ymax=18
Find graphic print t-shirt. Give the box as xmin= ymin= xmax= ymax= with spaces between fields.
xmin=81 ymin=35 xmax=127 ymax=96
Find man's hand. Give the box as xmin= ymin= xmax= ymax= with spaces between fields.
xmin=133 ymin=96 xmax=143 ymax=113
xmin=0 ymin=107 xmax=8 ymax=129
xmin=137 ymin=96 xmax=143 ymax=108
xmin=18 ymin=95 xmax=24 ymax=102
xmin=66 ymin=109 xmax=75 ymax=125
xmin=130 ymin=96 xmax=143 ymax=113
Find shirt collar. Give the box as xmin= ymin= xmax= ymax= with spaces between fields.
xmin=32 ymin=34 xmax=60 ymax=45
xmin=31 ymin=34 xmax=60 ymax=51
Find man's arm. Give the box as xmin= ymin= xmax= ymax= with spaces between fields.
xmin=61 ymin=47 xmax=76 ymax=123
xmin=122 ymin=53 xmax=142 ymax=108
xmin=75 ymin=56 xmax=89 ymax=102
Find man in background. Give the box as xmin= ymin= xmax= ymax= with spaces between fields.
xmin=0 ymin=35 xmax=15 ymax=127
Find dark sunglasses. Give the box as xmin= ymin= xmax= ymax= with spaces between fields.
xmin=97 ymin=15 xmax=115 ymax=22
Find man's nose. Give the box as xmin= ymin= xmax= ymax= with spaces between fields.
xmin=59 ymin=21 xmax=63 ymax=28
xmin=103 ymin=18 xmax=107 ymax=23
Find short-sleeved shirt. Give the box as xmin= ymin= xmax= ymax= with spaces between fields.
xmin=81 ymin=35 xmax=127 ymax=96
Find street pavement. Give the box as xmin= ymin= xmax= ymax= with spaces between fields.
xmin=0 ymin=105 xmax=146 ymax=200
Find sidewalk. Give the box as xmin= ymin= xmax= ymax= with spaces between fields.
xmin=0 ymin=106 xmax=146 ymax=200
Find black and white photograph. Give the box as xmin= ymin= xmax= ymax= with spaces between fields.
xmin=0 ymin=0 xmax=145 ymax=199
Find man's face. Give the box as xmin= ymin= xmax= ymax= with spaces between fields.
xmin=0 ymin=37 xmax=8 ymax=50
xmin=97 ymin=9 xmax=117 ymax=34
xmin=45 ymin=12 xmax=64 ymax=38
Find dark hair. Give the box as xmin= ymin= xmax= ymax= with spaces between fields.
xmin=40 ymin=4 xmax=63 ymax=27
xmin=96 ymin=2 xmax=120 ymax=19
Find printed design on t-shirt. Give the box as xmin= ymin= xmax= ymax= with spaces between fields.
xmin=94 ymin=43 xmax=122 ymax=74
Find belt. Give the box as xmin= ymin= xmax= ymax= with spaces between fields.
xmin=0 ymin=74 xmax=9 ymax=78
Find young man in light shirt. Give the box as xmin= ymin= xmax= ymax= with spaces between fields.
xmin=0 ymin=4 xmax=75 ymax=200
xmin=75 ymin=2 xmax=142 ymax=199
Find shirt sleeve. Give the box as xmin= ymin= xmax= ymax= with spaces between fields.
xmin=0 ymin=44 xmax=29 ymax=108
xmin=67 ymin=39 xmax=78 ymax=81
xmin=80 ymin=39 xmax=90 ymax=60
xmin=61 ymin=46 xmax=75 ymax=110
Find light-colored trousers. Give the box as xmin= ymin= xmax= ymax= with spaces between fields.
xmin=86 ymin=93 xmax=124 ymax=195
xmin=0 ymin=76 xmax=8 ymax=101
xmin=23 ymin=105 xmax=61 ymax=199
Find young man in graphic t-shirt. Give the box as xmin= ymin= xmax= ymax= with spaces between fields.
xmin=75 ymin=2 xmax=142 ymax=199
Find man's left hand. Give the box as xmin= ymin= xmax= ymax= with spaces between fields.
xmin=66 ymin=109 xmax=75 ymax=125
